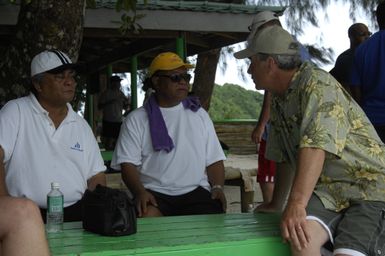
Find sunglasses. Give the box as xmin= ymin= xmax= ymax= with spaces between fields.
xmin=156 ymin=73 xmax=192 ymax=83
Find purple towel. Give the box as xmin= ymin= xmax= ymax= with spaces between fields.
xmin=144 ymin=95 xmax=201 ymax=152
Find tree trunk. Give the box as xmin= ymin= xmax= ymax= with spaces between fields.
xmin=192 ymin=48 xmax=221 ymax=111
xmin=191 ymin=0 xmax=243 ymax=111
xmin=0 ymin=0 xmax=85 ymax=106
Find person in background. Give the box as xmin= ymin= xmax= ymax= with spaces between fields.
xmin=0 ymin=50 xmax=106 ymax=221
xmin=247 ymin=11 xmax=310 ymax=206
xmin=0 ymin=196 xmax=50 ymax=256
xmin=329 ymin=23 xmax=371 ymax=92
xmin=350 ymin=1 xmax=385 ymax=143
xmin=98 ymin=75 xmax=130 ymax=150
xmin=111 ymin=52 xmax=226 ymax=217
xmin=235 ymin=25 xmax=385 ymax=256
xmin=248 ymin=11 xmax=280 ymax=205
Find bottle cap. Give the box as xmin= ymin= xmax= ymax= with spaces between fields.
xmin=51 ymin=182 xmax=60 ymax=189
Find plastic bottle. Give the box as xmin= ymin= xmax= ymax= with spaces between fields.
xmin=247 ymin=203 xmax=255 ymax=213
xmin=46 ymin=182 xmax=64 ymax=233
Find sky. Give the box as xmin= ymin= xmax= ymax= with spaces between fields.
xmin=123 ymin=2 xmax=373 ymax=105
xmin=214 ymin=1 xmax=373 ymax=91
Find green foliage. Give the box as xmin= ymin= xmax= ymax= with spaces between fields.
xmin=116 ymin=13 xmax=145 ymax=34
xmin=253 ymin=0 xmax=378 ymax=32
xmin=208 ymin=83 xmax=264 ymax=120
xmin=87 ymin=0 xmax=145 ymax=34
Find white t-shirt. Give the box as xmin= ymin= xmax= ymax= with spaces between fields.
xmin=0 ymin=94 xmax=106 ymax=207
xmin=111 ymin=103 xmax=225 ymax=195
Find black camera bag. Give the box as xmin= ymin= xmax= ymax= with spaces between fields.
xmin=82 ymin=185 xmax=137 ymax=236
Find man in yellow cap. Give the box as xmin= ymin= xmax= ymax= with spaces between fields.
xmin=111 ymin=52 xmax=226 ymax=217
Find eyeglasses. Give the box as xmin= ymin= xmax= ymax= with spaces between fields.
xmin=52 ymin=70 xmax=76 ymax=82
xmin=156 ymin=73 xmax=192 ymax=83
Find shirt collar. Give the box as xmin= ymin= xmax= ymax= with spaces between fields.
xmin=28 ymin=93 xmax=77 ymax=123
xmin=280 ymin=62 xmax=313 ymax=98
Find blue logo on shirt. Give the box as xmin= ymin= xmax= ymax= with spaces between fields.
xmin=70 ymin=142 xmax=83 ymax=152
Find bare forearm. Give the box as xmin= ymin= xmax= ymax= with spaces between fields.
xmin=270 ymin=163 xmax=295 ymax=211
xmin=87 ymin=172 xmax=106 ymax=191
xmin=121 ymin=163 xmax=146 ymax=195
xmin=206 ymin=161 xmax=225 ymax=187
xmin=0 ymin=167 xmax=8 ymax=196
xmin=0 ymin=146 xmax=9 ymax=195
xmin=257 ymin=92 xmax=272 ymax=127
xmin=287 ymin=148 xmax=325 ymax=207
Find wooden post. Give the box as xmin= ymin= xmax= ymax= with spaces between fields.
xmin=176 ymin=34 xmax=185 ymax=59
xmin=130 ymin=55 xmax=138 ymax=109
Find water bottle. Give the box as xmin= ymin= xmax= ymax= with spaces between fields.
xmin=46 ymin=182 xmax=64 ymax=233
xmin=247 ymin=203 xmax=255 ymax=213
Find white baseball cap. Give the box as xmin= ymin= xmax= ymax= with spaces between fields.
xmin=248 ymin=11 xmax=280 ymax=33
xmin=31 ymin=50 xmax=78 ymax=77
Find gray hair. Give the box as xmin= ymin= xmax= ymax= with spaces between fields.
xmin=258 ymin=53 xmax=302 ymax=70
xmin=31 ymin=73 xmax=45 ymax=84
xmin=30 ymin=73 xmax=45 ymax=95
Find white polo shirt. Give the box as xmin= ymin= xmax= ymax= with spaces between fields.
xmin=111 ymin=103 xmax=225 ymax=196
xmin=0 ymin=94 xmax=106 ymax=208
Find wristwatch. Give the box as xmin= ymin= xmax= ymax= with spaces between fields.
xmin=211 ymin=184 xmax=223 ymax=192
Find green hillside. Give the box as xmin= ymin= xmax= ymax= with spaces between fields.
xmin=208 ymin=83 xmax=264 ymax=121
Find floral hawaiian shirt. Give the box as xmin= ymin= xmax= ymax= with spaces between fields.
xmin=266 ymin=62 xmax=385 ymax=212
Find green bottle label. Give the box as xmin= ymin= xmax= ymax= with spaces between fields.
xmin=48 ymin=196 xmax=63 ymax=213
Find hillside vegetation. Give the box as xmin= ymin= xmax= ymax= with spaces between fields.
xmin=208 ymin=83 xmax=264 ymax=121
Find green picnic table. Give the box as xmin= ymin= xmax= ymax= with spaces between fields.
xmin=48 ymin=213 xmax=291 ymax=256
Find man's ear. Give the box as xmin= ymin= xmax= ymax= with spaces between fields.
xmin=266 ymin=56 xmax=277 ymax=73
xmin=32 ymin=80 xmax=42 ymax=92
xmin=151 ymin=76 xmax=159 ymax=90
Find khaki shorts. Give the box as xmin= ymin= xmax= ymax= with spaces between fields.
xmin=306 ymin=194 xmax=385 ymax=256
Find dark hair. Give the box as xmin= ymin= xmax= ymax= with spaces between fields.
xmin=377 ymin=1 xmax=385 ymax=29
xmin=348 ymin=23 xmax=366 ymax=38
xmin=142 ymin=77 xmax=153 ymax=92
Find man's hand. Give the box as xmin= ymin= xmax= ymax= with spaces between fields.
xmin=211 ymin=187 xmax=227 ymax=212
xmin=280 ymin=202 xmax=310 ymax=251
xmin=251 ymin=125 xmax=264 ymax=145
xmin=135 ymin=190 xmax=158 ymax=217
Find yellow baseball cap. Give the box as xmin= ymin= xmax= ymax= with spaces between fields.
xmin=148 ymin=52 xmax=194 ymax=77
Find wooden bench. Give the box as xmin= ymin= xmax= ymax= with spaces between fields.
xmin=48 ymin=213 xmax=291 ymax=255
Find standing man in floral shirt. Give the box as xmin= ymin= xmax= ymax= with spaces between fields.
xmin=235 ymin=26 xmax=385 ymax=256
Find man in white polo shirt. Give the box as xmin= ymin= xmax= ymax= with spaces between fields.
xmin=0 ymin=50 xmax=106 ymax=221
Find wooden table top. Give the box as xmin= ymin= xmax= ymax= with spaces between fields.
xmin=48 ymin=213 xmax=290 ymax=256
